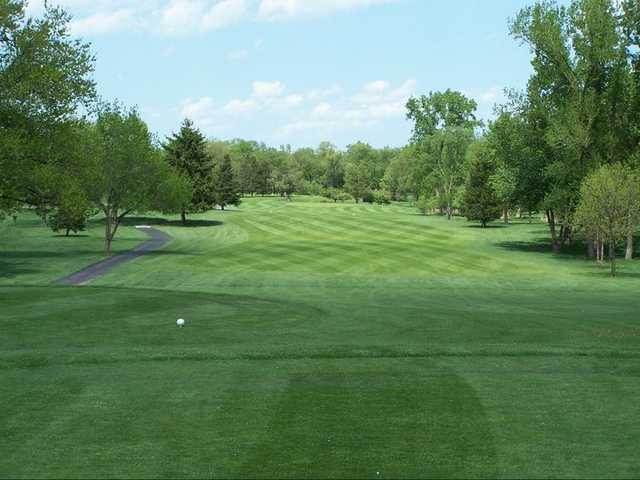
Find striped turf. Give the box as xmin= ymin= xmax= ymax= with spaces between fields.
xmin=2 ymin=196 xmax=640 ymax=478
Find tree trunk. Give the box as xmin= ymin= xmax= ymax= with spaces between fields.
xmin=181 ymin=209 xmax=187 ymax=225
xmin=528 ymin=210 xmax=532 ymax=224
xmin=104 ymin=212 xmax=113 ymax=255
xmin=598 ymin=239 xmax=604 ymax=263
xmin=65 ymin=228 xmax=70 ymax=237
xmin=626 ymin=233 xmax=634 ymax=260
xmin=503 ymin=209 xmax=509 ymax=224
xmin=562 ymin=224 xmax=573 ymax=246
xmin=221 ymin=204 xmax=225 ymax=211
xmin=447 ymin=203 xmax=452 ymax=220
xmin=547 ymin=209 xmax=561 ymax=253
xmin=609 ymin=241 xmax=616 ymax=277
xmin=587 ymin=239 xmax=595 ymax=260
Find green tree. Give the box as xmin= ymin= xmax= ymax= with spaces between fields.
xmin=406 ymin=90 xmax=479 ymax=220
xmin=574 ymin=164 xmax=640 ymax=276
xmin=424 ymin=127 xmax=475 ymax=219
xmin=461 ymin=142 xmax=501 ymax=227
xmin=47 ymin=188 xmax=94 ymax=236
xmin=0 ymin=1 xmax=95 ymax=216
xmin=320 ymin=142 xmax=345 ymax=188
xmin=406 ymin=89 xmax=480 ymax=140
xmin=490 ymin=166 xmax=518 ymax=223
xmin=510 ymin=0 xmax=631 ymax=252
xmin=87 ymin=103 xmax=190 ymax=254
xmin=213 ymin=154 xmax=241 ymax=210
xmin=164 ymin=119 xmax=215 ymax=224
xmin=344 ymin=142 xmax=376 ymax=202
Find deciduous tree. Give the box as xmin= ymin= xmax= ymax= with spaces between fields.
xmin=574 ymin=164 xmax=640 ymax=276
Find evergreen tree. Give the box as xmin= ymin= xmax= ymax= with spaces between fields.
xmin=164 ymin=119 xmax=215 ymax=224
xmin=213 ymin=154 xmax=241 ymax=210
xmin=461 ymin=143 xmax=501 ymax=227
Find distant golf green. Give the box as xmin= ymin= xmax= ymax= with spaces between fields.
xmin=2 ymin=197 xmax=640 ymax=478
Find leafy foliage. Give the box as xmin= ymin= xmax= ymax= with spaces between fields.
xmin=461 ymin=142 xmax=501 ymax=227
xmin=574 ymin=164 xmax=640 ymax=275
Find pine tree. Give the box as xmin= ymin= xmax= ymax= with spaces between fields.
xmin=461 ymin=144 xmax=501 ymax=227
xmin=164 ymin=119 xmax=215 ymax=224
xmin=213 ymin=154 xmax=241 ymax=210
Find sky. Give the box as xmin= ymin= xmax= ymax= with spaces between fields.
xmin=25 ymin=0 xmax=541 ymax=149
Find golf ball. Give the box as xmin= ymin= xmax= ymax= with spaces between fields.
xmin=176 ymin=318 xmax=185 ymax=327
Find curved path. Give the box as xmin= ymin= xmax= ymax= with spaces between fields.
xmin=53 ymin=227 xmax=172 ymax=286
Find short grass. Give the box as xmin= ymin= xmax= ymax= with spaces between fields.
xmin=2 ymin=197 xmax=640 ymax=478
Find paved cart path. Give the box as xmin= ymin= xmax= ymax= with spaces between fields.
xmin=53 ymin=227 xmax=172 ymax=286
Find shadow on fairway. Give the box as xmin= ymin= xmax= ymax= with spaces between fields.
xmin=118 ymin=216 xmax=223 ymax=228
xmin=0 ymin=260 xmax=39 ymax=279
xmin=497 ymin=238 xmax=588 ymax=259
xmin=51 ymin=234 xmax=90 ymax=238
xmin=240 ymin=359 xmax=497 ymax=478
xmin=464 ymin=224 xmax=507 ymax=229
xmin=1 ymin=249 xmax=102 ymax=259
xmin=582 ymin=269 xmax=640 ymax=280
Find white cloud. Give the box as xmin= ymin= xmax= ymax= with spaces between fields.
xmin=159 ymin=0 xmax=201 ymax=35
xmin=175 ymin=78 xmax=414 ymax=141
xmin=307 ymin=85 xmax=342 ymax=100
xmin=27 ymin=0 xmax=398 ymax=37
xmin=202 ymin=0 xmax=248 ymax=30
xmin=159 ymin=0 xmax=247 ymax=35
xmin=282 ymin=94 xmax=304 ymax=108
xmin=252 ymin=81 xmax=285 ymax=98
xmin=223 ymin=98 xmax=258 ymax=114
xmin=363 ymin=80 xmax=389 ymax=94
xmin=257 ymin=0 xmax=397 ymax=21
xmin=68 ymin=8 xmax=138 ymax=35
xmin=180 ymin=96 xmax=216 ymax=120
xmin=479 ymin=85 xmax=503 ymax=104
xmin=311 ymin=102 xmax=333 ymax=117
xmin=278 ymin=78 xmax=416 ymax=136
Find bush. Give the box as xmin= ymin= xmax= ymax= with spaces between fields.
xmin=373 ymin=190 xmax=390 ymax=205
xmin=321 ymin=187 xmax=339 ymax=202
xmin=361 ymin=191 xmax=375 ymax=203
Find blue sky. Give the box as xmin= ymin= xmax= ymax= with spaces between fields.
xmin=27 ymin=0 xmax=542 ymax=148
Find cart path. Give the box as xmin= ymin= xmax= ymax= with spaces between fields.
xmin=52 ymin=227 xmax=172 ymax=286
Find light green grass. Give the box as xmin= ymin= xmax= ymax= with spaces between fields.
xmin=2 ymin=197 xmax=640 ymax=478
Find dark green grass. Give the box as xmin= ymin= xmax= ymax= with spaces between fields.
xmin=0 ymin=214 xmax=145 ymax=285
xmin=2 ymin=198 xmax=640 ymax=478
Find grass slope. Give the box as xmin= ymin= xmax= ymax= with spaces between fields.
xmin=2 ymin=197 xmax=640 ymax=478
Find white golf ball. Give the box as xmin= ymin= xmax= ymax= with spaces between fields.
xmin=176 ymin=318 xmax=185 ymax=327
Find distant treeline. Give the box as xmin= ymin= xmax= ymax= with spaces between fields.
xmin=2 ymin=0 xmax=640 ymax=275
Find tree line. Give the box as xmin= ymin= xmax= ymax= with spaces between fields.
xmin=2 ymin=0 xmax=640 ymax=275
xmin=0 ymin=2 xmax=242 ymax=253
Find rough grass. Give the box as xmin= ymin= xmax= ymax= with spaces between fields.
xmin=2 ymin=197 xmax=640 ymax=478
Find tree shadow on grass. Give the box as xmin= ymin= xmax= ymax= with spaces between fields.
xmin=497 ymin=237 xmax=588 ymax=260
xmin=115 ymin=217 xmax=223 ymax=228
xmin=581 ymin=269 xmax=640 ymax=280
xmin=0 ymin=260 xmax=39 ymax=279
xmin=51 ymin=234 xmax=90 ymax=238
xmin=464 ymin=223 xmax=507 ymax=229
